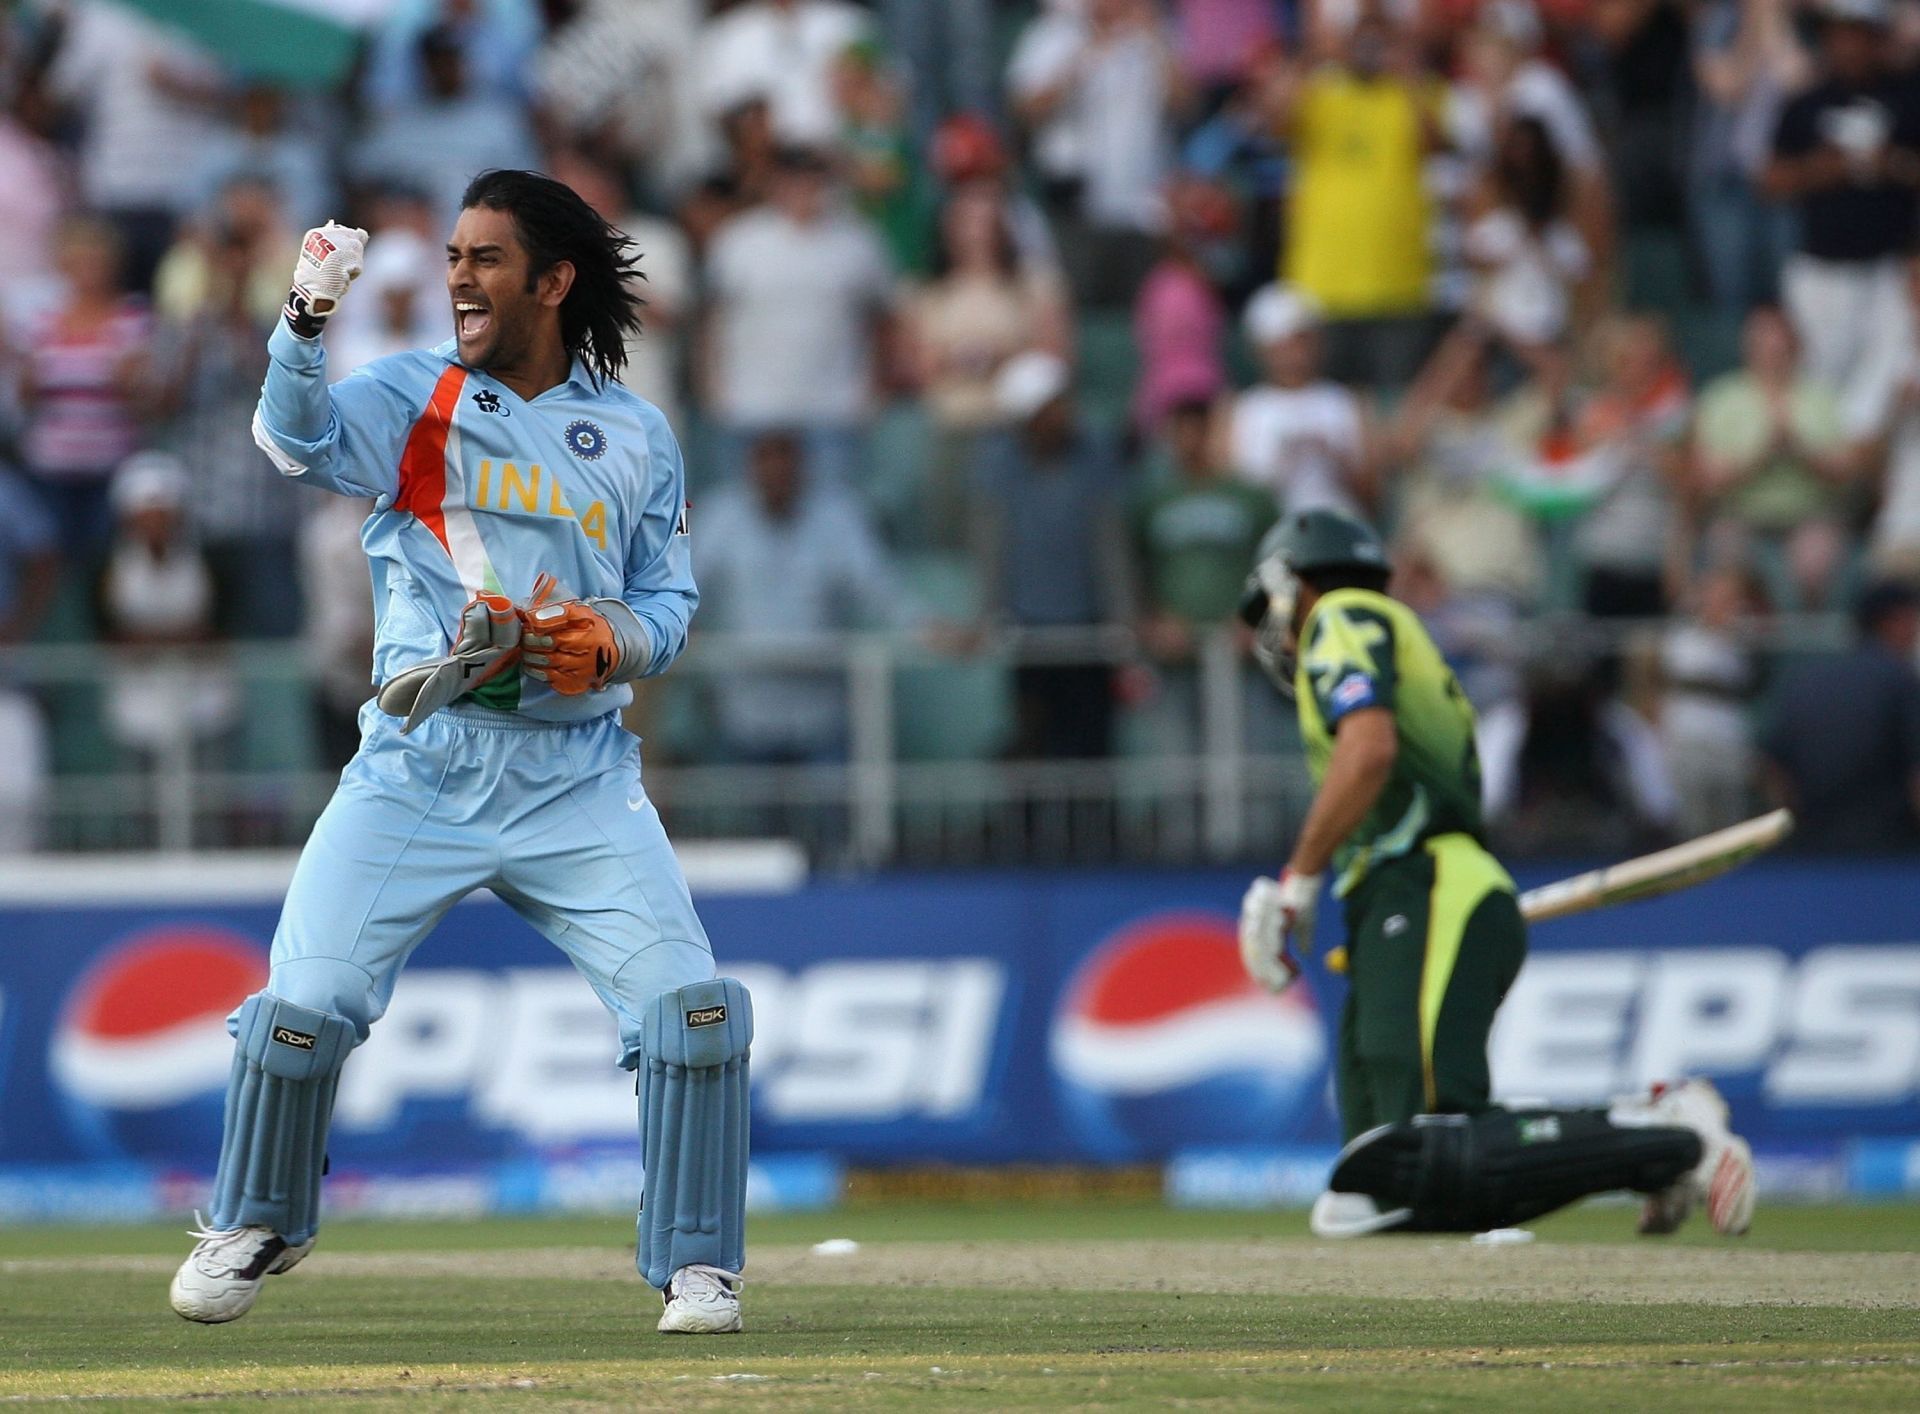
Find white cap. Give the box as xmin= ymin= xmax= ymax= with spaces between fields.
xmin=995 ymin=350 xmax=1071 ymax=422
xmin=1243 ymin=283 xmax=1320 ymax=346
xmin=111 ymin=450 xmax=189 ymax=514
xmin=359 ymin=229 xmax=437 ymax=297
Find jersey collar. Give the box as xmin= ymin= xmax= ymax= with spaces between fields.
xmin=434 ymin=340 xmax=600 ymax=400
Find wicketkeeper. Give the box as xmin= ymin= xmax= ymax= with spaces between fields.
xmin=170 ymin=171 xmax=750 ymax=1333
xmin=1237 ymin=509 xmax=1757 ymax=1238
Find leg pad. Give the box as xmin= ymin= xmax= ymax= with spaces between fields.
xmin=208 ymin=993 xmax=356 ymax=1245
xmin=1331 ymin=1107 xmax=1703 ymax=1231
xmin=637 ymin=978 xmax=753 ymax=1289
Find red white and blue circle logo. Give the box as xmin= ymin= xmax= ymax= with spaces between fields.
xmin=564 ymin=419 xmax=607 ymax=461
xmin=50 ymin=927 xmax=268 ymax=1159
xmin=1049 ymin=912 xmax=1328 ymax=1160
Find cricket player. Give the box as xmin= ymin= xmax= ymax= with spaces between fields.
xmin=169 ymin=170 xmax=750 ymax=1334
xmin=1236 ymin=509 xmax=1757 ymax=1238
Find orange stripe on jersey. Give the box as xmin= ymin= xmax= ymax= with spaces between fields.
xmin=394 ymin=366 xmax=468 ymax=555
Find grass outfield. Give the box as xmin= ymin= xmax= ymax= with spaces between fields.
xmin=2 ymin=1202 xmax=1916 ymax=1410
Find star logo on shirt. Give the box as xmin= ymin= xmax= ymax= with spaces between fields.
xmin=565 ymin=419 xmax=607 ymax=461
xmin=471 ymin=388 xmax=508 ymax=416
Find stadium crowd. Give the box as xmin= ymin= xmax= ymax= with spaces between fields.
xmin=0 ymin=0 xmax=1917 ymax=859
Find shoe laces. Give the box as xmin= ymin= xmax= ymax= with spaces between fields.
xmin=670 ymin=1263 xmax=742 ymax=1301
xmin=184 ymin=1211 xmax=276 ymax=1271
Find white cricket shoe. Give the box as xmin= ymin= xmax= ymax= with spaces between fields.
xmin=169 ymin=1217 xmax=314 ymax=1323
xmin=657 ymin=1263 xmax=743 ymax=1334
xmin=1309 ymin=1189 xmax=1413 ymax=1238
xmin=1635 ymin=1079 xmax=1757 ymax=1237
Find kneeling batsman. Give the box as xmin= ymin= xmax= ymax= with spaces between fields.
xmin=1235 ymin=509 xmax=1756 ymax=1241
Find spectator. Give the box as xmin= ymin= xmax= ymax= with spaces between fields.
xmin=678 ymin=97 xmax=779 ymax=258
xmin=701 ymin=146 xmax=896 ymax=487
xmin=1181 ymin=47 xmax=1289 ymax=301
xmin=1270 ymin=10 xmax=1443 ymax=390
xmin=1132 ymin=397 xmax=1278 ymax=665
xmin=1132 ymin=176 xmax=1232 ymax=439
xmin=324 ymin=230 xmax=447 ymax=380
xmin=1763 ymin=0 xmax=1920 ymax=435
xmin=1225 ymin=283 xmax=1370 ymax=517
xmin=902 ymin=184 xmax=1070 ymax=544
xmin=42 ymin=0 xmax=224 ymax=289
xmin=1464 ymin=116 xmax=1590 ymax=357
xmin=153 ymin=175 xmax=295 ymax=331
xmin=96 ymin=452 xmax=236 ymax=768
xmin=1693 ymin=305 xmax=1857 ymax=610
xmin=299 ymin=495 xmax=376 ymax=771
xmin=0 ymin=464 xmax=59 ymax=853
xmin=877 ymin=0 xmax=997 ymax=148
xmin=1688 ymin=0 xmax=1810 ymax=318
xmin=1762 ymin=579 xmax=1920 ymax=850
xmin=1571 ymin=314 xmax=1692 ymax=617
xmin=19 ymin=215 xmax=156 ymax=564
xmin=929 ymin=112 xmax=1063 ymax=280
xmin=0 ymin=56 xmax=72 ymax=322
xmin=363 ymin=0 xmax=542 ymax=112
xmin=1659 ymin=564 xmax=1764 ymax=837
xmin=972 ymin=352 xmax=1136 ymax=760
xmin=1174 ymin=0 xmax=1283 ymax=114
xmin=694 ymin=430 xmax=907 ymax=765
xmin=697 ymin=0 xmax=873 ymax=150
xmin=832 ymin=40 xmax=923 ymax=273
xmin=194 ymin=85 xmax=336 ymax=233
xmin=1009 ymin=0 xmax=1185 ymax=308
xmin=352 ymin=25 xmax=541 ymax=229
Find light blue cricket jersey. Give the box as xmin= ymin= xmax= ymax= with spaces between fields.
xmin=252 ymin=321 xmax=696 ymax=722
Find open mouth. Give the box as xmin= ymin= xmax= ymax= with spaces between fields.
xmin=454 ymin=300 xmax=492 ymax=341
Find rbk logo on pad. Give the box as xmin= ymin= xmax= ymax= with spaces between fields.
xmin=273 ymin=1027 xmax=318 ymax=1051
xmin=686 ymin=1006 xmax=727 ymax=1029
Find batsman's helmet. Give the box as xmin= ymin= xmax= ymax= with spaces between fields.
xmin=1239 ymin=508 xmax=1389 ymax=693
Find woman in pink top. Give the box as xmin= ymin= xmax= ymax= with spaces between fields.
xmin=1133 ymin=176 xmax=1230 ymax=439
xmin=18 ymin=215 xmax=156 ymax=559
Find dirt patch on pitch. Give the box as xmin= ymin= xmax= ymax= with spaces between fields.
xmin=25 ymin=1239 xmax=1920 ymax=1308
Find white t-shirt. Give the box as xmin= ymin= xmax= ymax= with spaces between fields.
xmin=697 ymin=0 xmax=871 ymax=147
xmin=705 ymin=206 xmax=894 ymax=426
xmin=1229 ymin=381 xmax=1366 ymax=516
xmin=1465 ymin=209 xmax=1589 ymax=347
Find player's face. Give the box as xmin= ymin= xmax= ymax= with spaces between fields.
xmin=446 ymin=206 xmax=555 ymax=372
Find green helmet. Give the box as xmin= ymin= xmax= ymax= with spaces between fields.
xmin=1240 ymin=508 xmax=1389 ymax=693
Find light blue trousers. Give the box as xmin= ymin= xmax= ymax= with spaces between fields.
xmin=263 ymin=702 xmax=715 ymax=1069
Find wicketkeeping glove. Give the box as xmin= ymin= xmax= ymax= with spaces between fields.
xmin=521 ymin=599 xmax=652 ymax=695
xmin=285 ymin=221 xmax=368 ymax=339
xmin=376 ymin=592 xmax=524 ymax=734
xmin=1238 ymin=868 xmax=1321 ymax=993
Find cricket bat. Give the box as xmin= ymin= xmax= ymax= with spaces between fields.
xmin=1516 ymin=808 xmax=1794 ymax=923
xmin=1320 ymin=810 xmax=1793 ymax=974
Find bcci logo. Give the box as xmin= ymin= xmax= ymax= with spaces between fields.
xmin=564 ymin=419 xmax=607 ymax=461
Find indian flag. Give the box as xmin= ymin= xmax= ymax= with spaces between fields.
xmin=110 ymin=0 xmax=395 ymax=87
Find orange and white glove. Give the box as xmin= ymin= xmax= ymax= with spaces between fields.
xmin=521 ymin=598 xmax=652 ymax=695
xmin=1238 ymin=868 xmax=1321 ymax=993
xmin=285 ymin=221 xmax=368 ymax=339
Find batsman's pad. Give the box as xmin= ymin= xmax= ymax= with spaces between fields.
xmin=1329 ymin=1107 xmax=1702 ymax=1232
xmin=376 ymin=592 xmax=523 ymax=733
xmin=637 ymin=978 xmax=752 ymax=1290
xmin=209 ymin=993 xmax=356 ymax=1245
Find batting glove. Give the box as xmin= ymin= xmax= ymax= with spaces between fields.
xmin=376 ymin=592 xmax=524 ymax=734
xmin=522 ymin=599 xmax=652 ymax=695
xmin=285 ymin=221 xmax=368 ymax=339
xmin=1238 ymin=868 xmax=1321 ymax=992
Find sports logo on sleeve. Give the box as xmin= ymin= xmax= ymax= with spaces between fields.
xmin=564 ymin=419 xmax=607 ymax=461
xmin=1331 ymin=672 xmax=1378 ymax=714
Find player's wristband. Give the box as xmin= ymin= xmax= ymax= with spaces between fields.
xmin=588 ymin=598 xmax=654 ymax=684
xmin=283 ymin=288 xmax=328 ymax=341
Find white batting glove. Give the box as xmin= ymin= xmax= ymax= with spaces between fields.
xmin=1238 ymin=868 xmax=1321 ymax=992
xmin=284 ymin=221 xmax=368 ymax=339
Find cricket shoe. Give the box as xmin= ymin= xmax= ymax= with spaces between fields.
xmin=1309 ymin=1189 xmax=1413 ymax=1238
xmin=658 ymin=1263 xmax=743 ymax=1334
xmin=1633 ymin=1080 xmax=1756 ymax=1237
xmin=169 ymin=1216 xmax=314 ymax=1323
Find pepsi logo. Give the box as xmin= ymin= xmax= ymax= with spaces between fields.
xmin=1049 ymin=913 xmax=1328 ymax=1159
xmin=51 ymin=927 xmax=267 ymax=1158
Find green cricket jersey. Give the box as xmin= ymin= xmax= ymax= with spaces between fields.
xmin=1294 ymin=587 xmax=1484 ymax=895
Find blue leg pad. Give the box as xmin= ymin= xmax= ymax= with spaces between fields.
xmin=208 ymin=992 xmax=356 ymax=1245
xmin=636 ymin=978 xmax=752 ymax=1289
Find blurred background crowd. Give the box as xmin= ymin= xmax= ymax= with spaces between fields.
xmin=0 ymin=0 xmax=1917 ymax=864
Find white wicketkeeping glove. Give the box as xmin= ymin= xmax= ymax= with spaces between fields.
xmin=376 ymin=593 xmax=524 ymax=734
xmin=1238 ymin=868 xmax=1322 ymax=993
xmin=284 ymin=221 xmax=368 ymax=339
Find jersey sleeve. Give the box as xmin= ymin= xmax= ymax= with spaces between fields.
xmin=618 ymin=412 xmax=699 ymax=678
xmin=1303 ymin=601 xmax=1399 ymax=728
xmin=251 ymin=322 xmax=419 ymax=501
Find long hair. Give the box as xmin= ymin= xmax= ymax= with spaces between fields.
xmin=459 ymin=169 xmax=644 ymax=386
